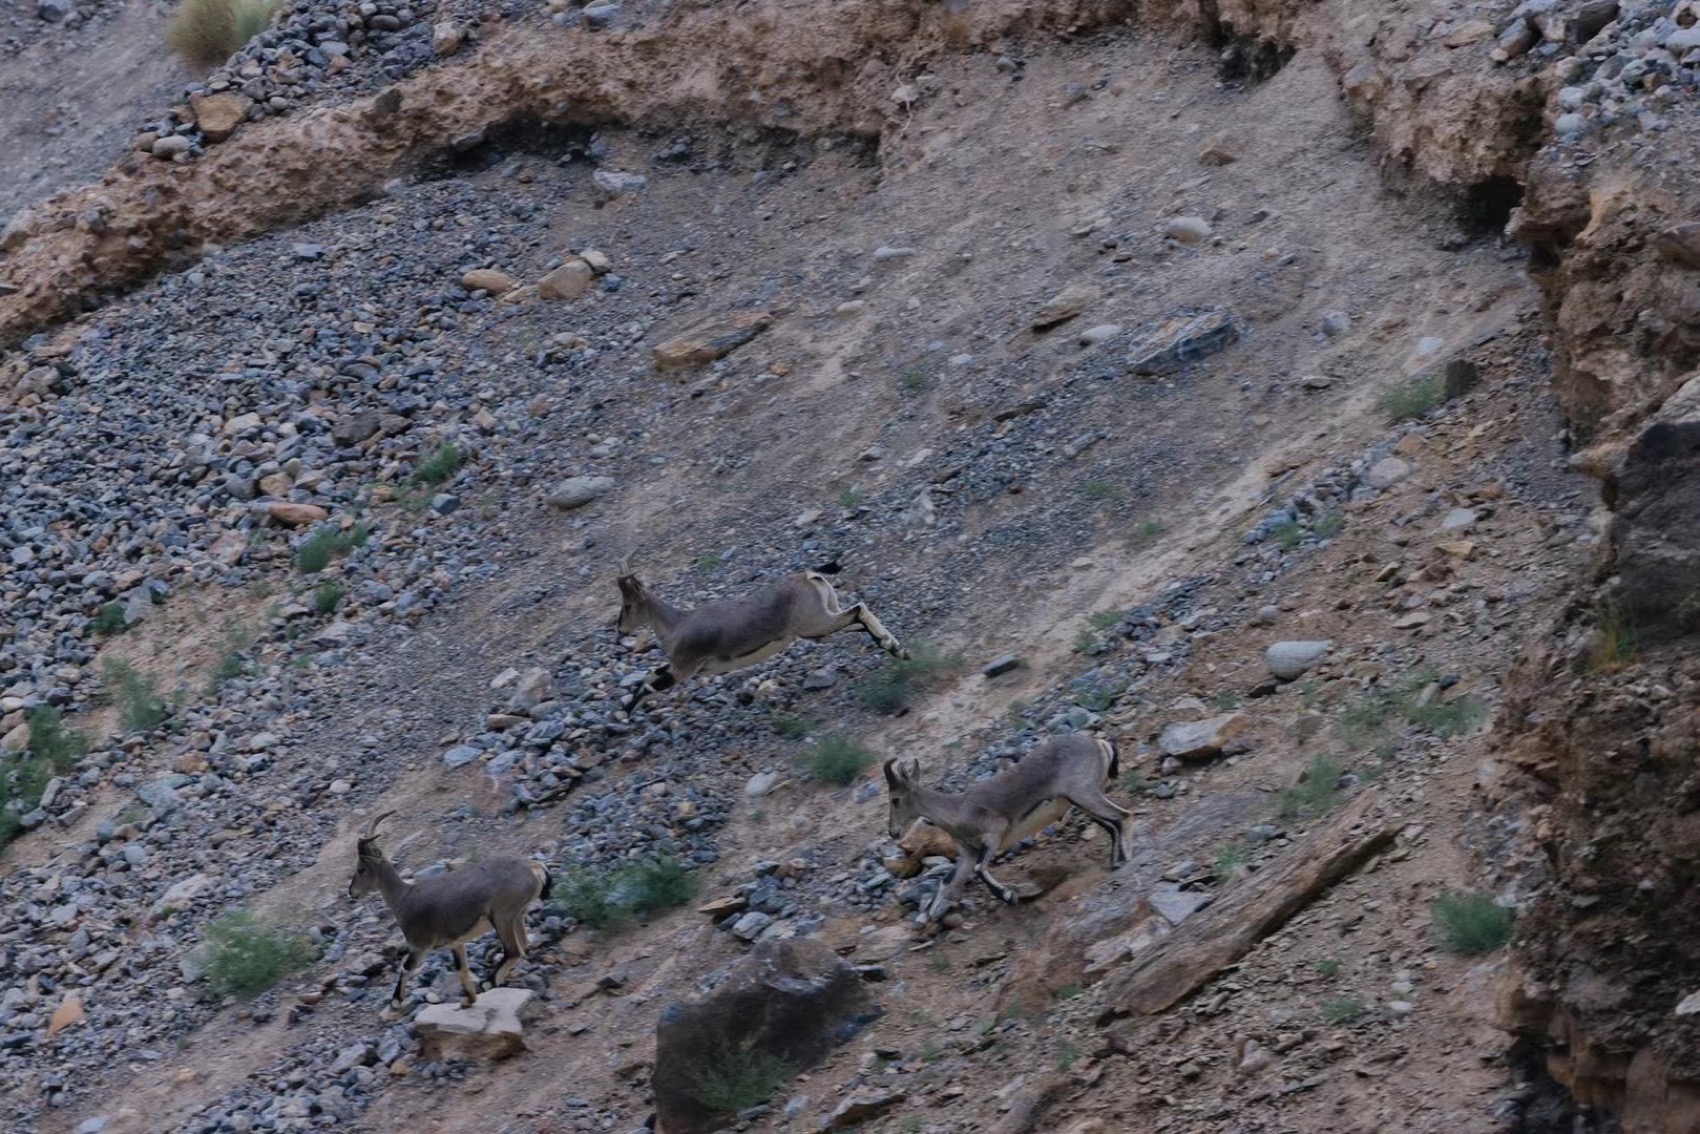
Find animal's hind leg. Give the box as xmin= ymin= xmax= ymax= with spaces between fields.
xmin=487 ymin=918 xmax=528 ymax=989
xmin=1066 ymin=790 xmax=1136 ymax=866
xmin=451 ymin=944 xmax=480 ymax=1007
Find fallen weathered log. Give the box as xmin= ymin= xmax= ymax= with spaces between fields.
xmin=1096 ymin=790 xmax=1396 ymax=1021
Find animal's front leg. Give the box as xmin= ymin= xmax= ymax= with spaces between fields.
xmin=622 ymin=665 xmax=676 ymax=711
xmin=974 ymin=844 xmax=1021 ymax=906
xmin=451 ymin=945 xmax=480 ymax=1007
xmin=927 ymin=850 xmax=979 ymax=921
xmin=386 ymin=948 xmax=423 ymax=1018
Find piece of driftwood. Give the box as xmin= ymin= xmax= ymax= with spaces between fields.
xmin=1096 ymin=790 xmax=1396 ymax=1021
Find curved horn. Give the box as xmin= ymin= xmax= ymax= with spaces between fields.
xmin=619 ymin=548 xmax=637 ymax=577
xmin=361 ymin=810 xmax=396 ymax=840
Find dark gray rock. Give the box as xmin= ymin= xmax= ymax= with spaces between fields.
xmin=1126 ymin=307 xmax=1240 ymax=376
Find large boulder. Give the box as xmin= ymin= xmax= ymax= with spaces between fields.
xmin=1610 ymin=372 xmax=1700 ymax=638
xmin=1157 ymin=712 xmax=1249 ymax=761
xmin=653 ymin=938 xmax=878 ymax=1134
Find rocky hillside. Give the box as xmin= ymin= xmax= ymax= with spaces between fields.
xmin=0 ymin=0 xmax=1696 ymax=1132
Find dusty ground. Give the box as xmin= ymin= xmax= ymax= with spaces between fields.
xmin=0 ymin=2 xmax=1661 ymax=1134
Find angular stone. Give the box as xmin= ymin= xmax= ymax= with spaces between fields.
xmin=332 ymin=411 xmax=381 ymax=447
xmin=267 ymin=502 xmax=328 ymax=527
xmin=1443 ymin=20 xmax=1495 ymax=47
xmin=592 ymin=169 xmax=648 ymax=198
xmin=414 ymin=988 xmax=535 ymax=1061
xmin=1365 ymin=457 xmax=1412 ymax=489
xmin=653 ymin=311 xmax=773 ymax=369
xmin=820 ymin=1091 xmax=903 ymax=1130
xmin=1126 ymin=308 xmax=1240 ymax=376
xmin=546 ymin=475 xmax=615 ymax=510
xmin=1440 ymin=508 xmax=1479 ymax=531
xmin=1264 ymin=640 xmax=1331 ymax=681
xmin=1656 ymin=224 xmax=1700 ymax=271
xmin=1197 ymin=137 xmax=1238 ymax=166
xmin=1148 ymin=887 xmax=1213 ymax=926
xmin=982 ymin=654 xmax=1023 ymax=678
xmin=654 ymin=939 xmax=877 ymax=1134
xmin=48 ymin=994 xmax=84 ymax=1036
xmin=538 ymin=259 xmax=594 ymax=300
xmin=852 ymin=925 xmax=913 ymax=963
xmin=1031 ymin=283 xmax=1098 ymax=330
xmin=1163 ymin=216 xmax=1213 ymax=243
xmin=432 ymin=21 xmax=466 ymax=56
xmin=151 ymin=873 xmax=213 ymax=919
xmin=1158 ymin=713 xmax=1249 ymax=761
xmin=462 ymin=268 xmax=518 ymax=294
xmin=189 ymin=93 xmax=252 ymax=144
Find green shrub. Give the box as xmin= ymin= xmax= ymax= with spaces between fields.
xmin=294 ymin=523 xmax=368 ymax=574
xmin=550 ymin=867 xmax=628 ymax=931
xmin=1276 ymin=754 xmax=1343 ymax=821
xmin=203 ymin=911 xmax=308 ymax=999
xmin=899 ymin=369 xmax=927 ymax=395
xmin=1128 ymin=520 xmax=1164 ymax=549
xmin=1082 ymin=480 xmax=1124 ymax=502
xmin=103 ymin=659 xmax=166 ymax=733
xmin=1086 ymin=609 xmax=1125 ymax=632
xmin=167 ymin=0 xmax=276 ymax=70
xmin=1379 ymin=373 xmax=1446 ymax=424
xmin=1431 ymin=890 xmax=1513 ymax=955
xmin=410 ymin=444 xmax=464 ymax=487
xmin=1118 ymin=767 xmax=1146 ymax=795
xmin=1588 ymin=602 xmax=1639 ymax=673
xmin=312 ymin=581 xmax=344 ymax=614
xmin=1315 ymin=957 xmax=1341 ymax=978
xmin=856 ymin=639 xmax=962 ymax=715
xmin=1070 ymin=676 xmax=1127 ymax=713
xmin=550 ymin=857 xmax=700 ymax=930
xmin=92 ymin=602 xmax=128 ymax=636
xmin=770 ymin=714 xmax=811 ymax=740
xmin=27 ymin=706 xmax=88 ymax=772
xmin=1313 ymin=511 xmax=1344 ymax=539
xmin=612 ymin=857 xmax=699 ymax=917
xmin=801 ymin=734 xmax=873 ymax=786
xmin=1214 ymin=842 xmax=1249 ymax=878
xmin=1340 ymin=671 xmax=1487 ymax=750
xmin=687 ymin=1046 xmax=792 ymax=1115
xmin=838 ymin=486 xmax=864 ymax=511
xmin=1270 ymin=520 xmax=1304 ymax=550
xmin=1320 ymin=996 xmax=1367 ymax=1024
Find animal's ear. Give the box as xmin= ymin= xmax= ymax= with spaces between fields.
xmin=904 ymin=758 xmax=922 ymax=781
xmin=883 ymin=759 xmax=902 ymax=788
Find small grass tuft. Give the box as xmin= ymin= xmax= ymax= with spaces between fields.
xmin=1270 ymin=520 xmax=1304 ymax=551
xmin=1275 ymin=754 xmax=1344 ymax=821
xmin=294 ymin=523 xmax=369 ymax=574
xmin=1214 ymin=842 xmax=1250 ymax=878
xmin=1087 ymin=609 xmax=1125 ymax=632
xmin=1588 ymin=602 xmax=1640 ymax=674
xmin=1315 ymin=957 xmax=1341 ymax=978
xmin=103 ymin=659 xmax=167 ymax=733
xmin=687 ymin=1046 xmax=792 ymax=1115
xmin=693 ymin=552 xmax=723 ymax=572
xmin=1214 ymin=691 xmax=1241 ymax=710
xmin=312 ymin=581 xmax=344 ymax=615
xmin=410 ymin=444 xmax=464 ymax=487
xmin=1431 ymin=890 xmax=1513 ymax=955
xmin=1320 ymin=996 xmax=1367 ymax=1024
xmin=92 ymin=601 xmax=128 ymax=636
xmin=202 ymin=911 xmax=308 ymax=1000
xmin=770 ymin=713 xmax=811 ymax=740
xmin=1070 ymin=675 xmax=1127 ymax=713
xmin=1056 ymin=1040 xmax=1081 ymax=1071
xmin=27 ymin=706 xmax=88 ymax=772
xmin=1313 ymin=511 xmax=1344 ymax=539
xmin=839 ymin=486 xmax=865 ymax=511
xmin=800 ymin=734 xmax=873 ymax=786
xmin=1379 ymin=372 xmax=1446 ymax=424
xmin=1118 ymin=767 xmax=1147 ymax=795
xmin=899 ymin=369 xmax=928 ymax=395
xmin=1082 ymin=479 xmax=1125 ymax=503
xmin=611 ymin=857 xmax=700 ymax=917
xmin=167 ymin=0 xmax=276 ymax=70
xmin=1127 ymin=519 xmax=1164 ymax=550
xmin=549 ymin=856 xmax=701 ymax=931
xmin=856 ymin=639 xmax=962 ymax=715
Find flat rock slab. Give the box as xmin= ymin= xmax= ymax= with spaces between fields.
xmin=1126 ymin=307 xmax=1239 ymax=375
xmin=653 ymin=311 xmax=773 ymax=370
xmin=1264 ymin=640 xmax=1332 ymax=681
xmin=415 ymin=988 xmax=535 ymax=1061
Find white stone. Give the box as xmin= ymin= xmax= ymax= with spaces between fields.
xmin=1264 ymin=640 xmax=1332 ymax=681
xmin=1365 ymin=457 xmax=1412 ymax=489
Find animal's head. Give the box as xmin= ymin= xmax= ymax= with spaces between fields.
xmin=347 ymin=810 xmax=396 ymax=899
xmin=883 ymin=758 xmax=925 ymax=840
xmin=614 ymin=549 xmax=648 ymax=632
xmin=615 ymin=572 xmax=648 ymax=633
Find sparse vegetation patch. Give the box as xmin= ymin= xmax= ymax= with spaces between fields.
xmin=1379 ymin=372 xmax=1446 ymax=423
xmin=1431 ymin=890 xmax=1513 ymax=955
xmin=202 ymin=911 xmax=308 ymax=999
xmin=687 ymin=1047 xmax=792 ymax=1115
xmin=800 ymin=734 xmax=873 ymax=786
xmin=103 ymin=658 xmax=167 ymax=733
xmin=549 ymin=857 xmax=700 ymax=930
xmin=1275 ymin=754 xmax=1344 ymax=820
xmin=294 ymin=523 xmax=369 ymax=574
xmin=856 ymin=639 xmax=962 ymax=715
xmin=410 ymin=444 xmax=464 ymax=487
xmin=167 ymin=0 xmax=277 ymax=70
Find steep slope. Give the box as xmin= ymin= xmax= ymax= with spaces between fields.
xmin=0 ymin=0 xmax=1695 ymax=1132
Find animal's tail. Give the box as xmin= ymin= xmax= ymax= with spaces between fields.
xmin=535 ymin=863 xmax=555 ymax=902
xmin=1103 ymin=737 xmax=1121 ymax=783
xmin=812 ymin=559 xmax=843 ymax=575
